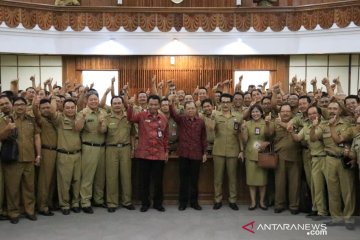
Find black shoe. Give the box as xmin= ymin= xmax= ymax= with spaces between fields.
xmin=0 ymin=215 xmax=7 ymax=221
xmin=26 ymin=214 xmax=37 ymax=221
xmin=140 ymin=205 xmax=149 ymax=212
xmin=122 ymin=204 xmax=135 ymax=210
xmin=178 ymin=204 xmax=187 ymax=211
xmin=325 ymin=221 xmax=344 ymax=227
xmin=71 ymin=207 xmax=81 ymax=213
xmin=229 ymin=203 xmax=239 ymax=211
xmin=248 ymin=204 xmax=257 ymax=211
xmin=82 ymin=207 xmax=94 ymax=214
xmin=190 ymin=203 xmax=202 ymax=211
xmin=274 ymin=208 xmax=284 ymax=213
xmin=345 ymin=223 xmax=355 ymax=230
xmin=153 ymin=205 xmax=165 ymax=212
xmin=108 ymin=207 xmax=116 ymax=213
xmin=61 ymin=209 xmax=70 ymax=215
xmin=213 ymin=202 xmax=222 ymax=210
xmin=306 ymin=211 xmax=318 ymax=218
xmin=312 ymin=215 xmax=329 ymax=221
xmin=38 ymin=210 xmax=54 ymax=216
xmin=259 ymin=204 xmax=268 ymax=211
xmin=290 ymin=209 xmax=299 ymax=215
xmin=9 ymin=217 xmax=19 ymax=224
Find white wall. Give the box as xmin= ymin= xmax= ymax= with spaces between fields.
xmin=289 ymin=54 xmax=360 ymax=95
xmin=0 ymin=55 xmax=62 ymax=92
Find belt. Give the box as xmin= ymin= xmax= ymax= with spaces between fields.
xmin=82 ymin=142 xmax=105 ymax=147
xmin=312 ymin=155 xmax=326 ymax=158
xmin=41 ymin=144 xmax=57 ymax=151
xmin=326 ymin=152 xmax=341 ymax=159
xmin=57 ymin=149 xmax=81 ymax=155
xmin=106 ymin=143 xmax=130 ymax=148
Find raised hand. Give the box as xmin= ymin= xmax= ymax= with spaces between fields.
xmin=265 ymin=112 xmax=272 ymax=123
xmin=275 ymin=113 xmax=281 ymax=125
xmin=321 ymin=77 xmax=330 ymax=86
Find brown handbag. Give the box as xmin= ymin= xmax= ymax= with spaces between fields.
xmin=257 ymin=144 xmax=278 ymax=169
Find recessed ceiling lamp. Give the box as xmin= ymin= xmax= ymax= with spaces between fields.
xmin=171 ymin=0 xmax=184 ymax=4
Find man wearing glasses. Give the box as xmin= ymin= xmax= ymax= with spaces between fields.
xmin=211 ymin=93 xmax=243 ymax=210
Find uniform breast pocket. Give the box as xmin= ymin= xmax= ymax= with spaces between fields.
xmin=63 ymin=121 xmax=73 ymax=130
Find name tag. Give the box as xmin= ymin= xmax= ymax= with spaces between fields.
xmin=145 ymin=119 xmax=151 ymax=123
xmin=255 ymin=127 xmax=260 ymax=135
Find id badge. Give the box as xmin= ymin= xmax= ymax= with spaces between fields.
xmin=255 ymin=127 xmax=260 ymax=135
xmin=157 ymin=128 xmax=163 ymax=138
xmin=338 ymin=143 xmax=344 ymax=148
xmin=233 ymin=121 xmax=239 ymax=130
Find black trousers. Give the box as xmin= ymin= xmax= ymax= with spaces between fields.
xmin=138 ymin=159 xmax=165 ymax=207
xmin=178 ymin=157 xmax=201 ymax=205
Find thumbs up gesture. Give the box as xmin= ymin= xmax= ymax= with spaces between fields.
xmin=265 ymin=112 xmax=272 ymax=123
xmin=312 ymin=116 xmax=319 ymax=126
xmin=328 ymin=115 xmax=337 ymax=126
xmin=275 ymin=113 xmax=281 ymax=124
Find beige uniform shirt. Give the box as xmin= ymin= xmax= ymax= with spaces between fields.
xmin=317 ymin=118 xmax=352 ymax=157
xmin=76 ymin=107 xmax=107 ymax=144
xmin=212 ymin=111 xmax=243 ymax=157
xmin=38 ymin=116 xmax=57 ymax=148
xmin=53 ymin=113 xmax=81 ymax=151
xmin=105 ymin=112 xmax=134 ymax=145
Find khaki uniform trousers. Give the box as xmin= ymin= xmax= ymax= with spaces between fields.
xmin=57 ymin=152 xmax=81 ymax=210
xmin=311 ymin=156 xmax=328 ymax=216
xmin=3 ymin=162 xmax=35 ymax=218
xmin=213 ymin=156 xmax=238 ymax=203
xmin=37 ymin=149 xmax=57 ymax=212
xmin=106 ymin=145 xmax=132 ymax=207
xmin=326 ymin=156 xmax=355 ymax=223
xmin=302 ymin=148 xmax=315 ymax=210
xmin=274 ymin=159 xmax=301 ymax=210
xmin=0 ymin=161 xmax=4 ymax=215
xmin=80 ymin=145 xmax=105 ymax=207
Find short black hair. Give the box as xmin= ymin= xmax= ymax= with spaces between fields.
xmin=220 ymin=93 xmax=233 ymax=102
xmin=251 ymin=89 xmax=262 ymax=96
xmin=25 ymin=87 xmax=36 ymax=92
xmin=147 ymin=95 xmax=161 ymax=103
xmin=160 ymin=97 xmax=169 ymax=104
xmin=279 ymin=103 xmax=292 ymax=112
xmin=261 ymin=96 xmax=271 ymax=104
xmin=248 ymin=104 xmax=264 ymax=119
xmin=12 ymin=97 xmax=27 ymax=105
xmin=299 ymin=95 xmax=311 ymax=104
xmin=345 ymin=95 xmax=360 ymax=104
xmin=307 ymin=105 xmax=322 ymax=116
xmin=199 ymin=87 xmax=208 ymax=93
xmin=233 ymin=92 xmax=244 ymax=98
xmin=40 ymin=99 xmax=51 ymax=105
xmin=63 ymin=98 xmax=76 ymax=107
xmin=110 ymin=95 xmax=124 ymax=105
xmin=201 ymin=98 xmax=213 ymax=107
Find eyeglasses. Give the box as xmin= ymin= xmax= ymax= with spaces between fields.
xmin=221 ymin=101 xmax=231 ymax=104
xmin=356 ymin=122 xmax=360 ymax=125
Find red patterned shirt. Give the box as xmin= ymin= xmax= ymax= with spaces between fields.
xmin=127 ymin=106 xmax=168 ymax=160
xmin=170 ymin=105 xmax=207 ymax=160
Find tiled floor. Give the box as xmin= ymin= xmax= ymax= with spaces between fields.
xmin=0 ymin=205 xmax=359 ymax=240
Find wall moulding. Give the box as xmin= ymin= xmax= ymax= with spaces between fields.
xmin=0 ymin=0 xmax=359 ymax=32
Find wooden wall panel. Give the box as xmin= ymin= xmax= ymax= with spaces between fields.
xmin=15 ymin=0 xmax=347 ymax=7
xmin=63 ymin=55 xmax=290 ymax=96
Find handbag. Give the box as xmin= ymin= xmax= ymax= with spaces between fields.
xmin=257 ymin=144 xmax=278 ymax=169
xmin=1 ymin=127 xmax=19 ymax=164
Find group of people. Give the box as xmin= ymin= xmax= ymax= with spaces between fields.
xmin=0 ymin=75 xmax=359 ymax=231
